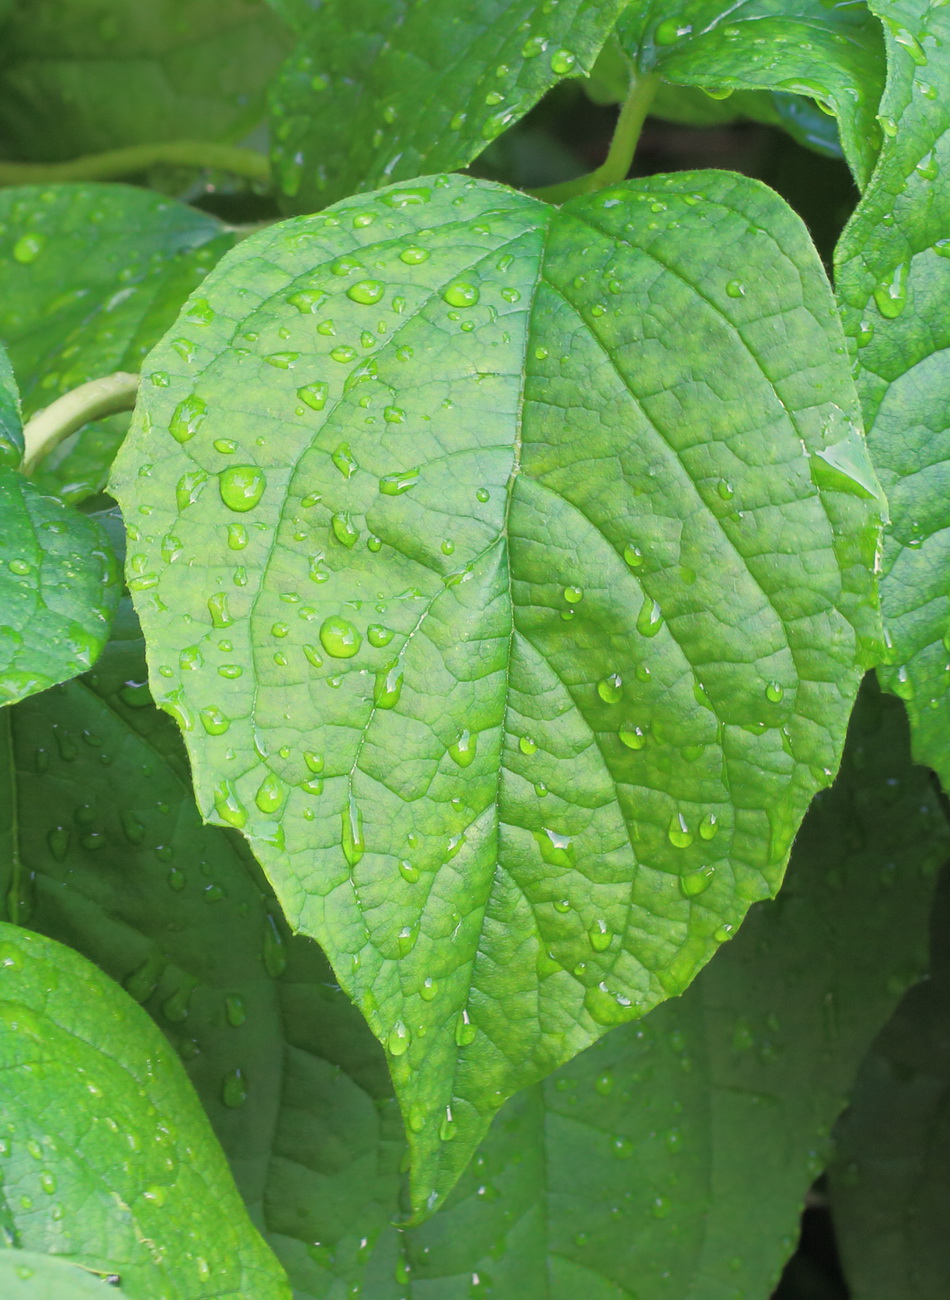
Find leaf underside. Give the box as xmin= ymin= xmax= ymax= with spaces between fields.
xmin=111 ymin=170 xmax=882 ymax=1213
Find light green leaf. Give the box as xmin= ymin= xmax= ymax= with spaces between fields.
xmin=111 ymin=171 xmax=883 ymax=1215
xmin=0 ymin=923 xmax=291 ymax=1298
xmin=0 ymin=342 xmax=23 ymax=468
xmin=365 ymin=684 xmax=943 ymax=1298
xmin=0 ymin=473 xmax=120 ymax=704
xmin=834 ymin=0 xmax=950 ymax=789
xmin=268 ymin=0 xmax=629 ymax=210
xmin=0 ymin=585 xmax=403 ymax=1298
xmin=828 ymin=868 xmax=950 ymax=1300
xmin=0 ymin=0 xmax=291 ymax=161
xmin=616 ymin=0 xmax=886 ymax=186
xmin=0 ymin=1254 xmax=129 ymax=1297
xmin=0 ymin=184 xmax=233 ymax=502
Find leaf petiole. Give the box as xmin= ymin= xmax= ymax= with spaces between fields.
xmin=529 ymin=71 xmax=659 ymax=204
xmin=21 ymin=372 xmax=139 ymax=474
xmin=0 ymin=141 xmax=271 ymax=188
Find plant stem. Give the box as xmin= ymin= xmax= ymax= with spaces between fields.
xmin=529 ymin=72 xmax=659 ymax=204
xmin=21 ymin=372 xmax=139 ymax=474
xmin=0 ymin=141 xmax=271 ymax=188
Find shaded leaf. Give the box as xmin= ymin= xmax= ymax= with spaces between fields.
xmin=834 ymin=0 xmax=950 ymax=788
xmin=829 ymin=862 xmax=950 ymax=1299
xmin=616 ymin=0 xmax=885 ymax=186
xmin=0 ymin=923 xmax=291 ymax=1298
xmin=111 ymin=171 xmax=882 ymax=1214
xmin=0 ymin=1253 xmax=130 ymax=1297
xmin=0 ymin=184 xmax=234 ymax=501
xmin=0 ymin=0 xmax=291 ymax=162
xmin=0 ymin=340 xmax=23 ymax=468
xmin=0 ymin=473 xmax=119 ymax=704
xmin=268 ymin=0 xmax=628 ymax=210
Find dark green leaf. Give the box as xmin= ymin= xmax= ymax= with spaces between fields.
xmin=268 ymin=0 xmax=628 ymax=210
xmin=616 ymin=0 xmax=885 ymax=186
xmin=0 ymin=0 xmax=291 ymax=161
xmin=0 ymin=341 xmax=23 ymax=468
xmin=834 ymin=0 xmax=950 ymax=788
xmin=0 ymin=923 xmax=291 ymax=1297
xmin=828 ymin=866 xmax=950 ymax=1299
xmin=110 ymin=171 xmax=883 ymax=1213
xmin=0 ymin=1254 xmax=131 ymax=1297
xmin=0 ymin=474 xmax=119 ymax=704
xmin=0 ymin=595 xmax=402 ymax=1298
xmin=0 ymin=184 xmax=233 ymax=501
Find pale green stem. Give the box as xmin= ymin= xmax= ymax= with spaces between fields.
xmin=21 ymin=372 xmax=139 ymax=474
xmin=0 ymin=141 xmax=271 ymax=188
xmin=529 ymin=72 xmax=660 ymax=204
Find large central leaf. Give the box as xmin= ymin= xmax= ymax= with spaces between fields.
xmin=111 ymin=172 xmax=883 ymax=1213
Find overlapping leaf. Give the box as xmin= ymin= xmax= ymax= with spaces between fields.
xmin=0 ymin=923 xmax=291 ymax=1298
xmin=834 ymin=0 xmax=950 ymax=791
xmin=0 ymin=1254 xmax=130 ymax=1298
xmin=0 ymin=0 xmax=291 ymax=161
xmin=0 ymin=341 xmax=22 ymax=467
xmin=0 ymin=184 xmax=234 ymax=502
xmin=268 ymin=0 xmax=629 ymax=211
xmin=111 ymin=171 xmax=883 ymax=1212
xmin=615 ymin=0 xmax=886 ymax=187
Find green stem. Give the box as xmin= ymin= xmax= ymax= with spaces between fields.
xmin=0 ymin=141 xmax=271 ymax=188
xmin=529 ymin=72 xmax=659 ymax=204
xmin=21 ymin=372 xmax=139 ymax=474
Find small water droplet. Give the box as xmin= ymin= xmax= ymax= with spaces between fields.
xmin=222 ymin=1067 xmax=248 ymax=1108
xmin=765 ymin=681 xmax=784 ymax=703
xmin=449 ymin=729 xmax=477 ymax=767
xmin=550 ymin=48 xmax=576 ymax=74
xmin=331 ymin=443 xmax=358 ymax=477
xmin=637 ymin=598 xmax=663 ymax=637
xmin=597 ymin=673 xmax=623 ymax=703
xmin=679 ymin=865 xmax=715 ymax=898
xmin=668 ymin=813 xmax=694 ymax=848
xmin=388 ymin=1020 xmax=411 ymax=1056
xmin=519 ymin=735 xmax=538 ymax=755
xmin=214 ymin=780 xmax=247 ymax=829
xmin=374 ymin=660 xmax=403 ymax=708
xmin=13 ymin=232 xmax=45 ymax=264
xmin=588 ymin=920 xmax=612 ymax=952
xmin=725 ymin=279 xmax=745 ymax=298
xmin=379 ymin=468 xmax=419 ymax=495
xmin=873 ymin=261 xmax=909 ymax=318
xmin=455 ymin=1009 xmax=477 ymax=1046
xmin=341 ymin=797 xmax=364 ymax=865
xmin=563 ymin=585 xmax=583 ymax=603
xmin=297 ymin=382 xmax=329 ymax=410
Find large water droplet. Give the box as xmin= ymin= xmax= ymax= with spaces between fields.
xmin=619 ymin=723 xmax=647 ymax=750
xmin=199 ymin=707 xmax=230 ymax=736
xmin=169 ymin=395 xmax=207 ymax=444
xmin=342 ymin=797 xmax=364 ymax=865
xmin=347 ymin=279 xmax=385 ymax=305
xmin=873 ymin=261 xmax=909 ymax=319
xmin=810 ymin=428 xmax=881 ymax=500
xmin=379 ymin=468 xmax=419 ymax=495
xmin=297 ymin=382 xmax=329 ymax=410
xmin=679 ymin=865 xmax=715 ymax=898
xmin=449 ymin=729 xmax=477 ymax=767
xmin=331 ymin=443 xmax=358 ymax=477
xmin=388 ymin=1020 xmax=411 ymax=1056
xmin=443 ymin=281 xmax=480 ymax=308
xmin=256 ymin=773 xmax=285 ymax=814
xmin=214 ymin=780 xmax=247 ymax=829
xmin=320 ymin=614 xmax=362 ymax=658
xmin=588 ymin=920 xmax=612 ymax=952
xmin=668 ymin=813 xmax=694 ymax=848
xmin=597 ymin=673 xmax=623 ymax=703
xmin=374 ymin=661 xmax=403 ymax=708
xmin=331 ymin=511 xmax=359 ymax=547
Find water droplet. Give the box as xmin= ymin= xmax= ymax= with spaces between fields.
xmin=439 ymin=1107 xmax=457 ymax=1141
xmin=400 ymin=245 xmax=430 ymax=264
xmin=810 ymin=429 xmax=881 ymax=500
xmin=331 ymin=443 xmax=358 ymax=477
xmin=679 ymin=865 xmax=715 ymax=898
xmin=222 ymin=1067 xmax=248 ymax=1108
xmin=650 ymin=1195 xmax=671 ymax=1219
xmin=169 ymin=395 xmax=207 ymax=444
xmin=256 ymin=773 xmax=285 ymax=814
xmin=367 ymin=623 xmax=394 ymax=648
xmin=214 ymin=780 xmax=247 ymax=829
xmin=13 ymin=232 xmax=45 ymax=264
xmin=550 ymin=48 xmax=576 ymax=74
xmin=297 ymin=382 xmax=329 ymax=410
xmin=585 ymin=981 xmax=633 ymax=1025
xmin=388 ymin=1020 xmax=411 ymax=1056
xmin=588 ymin=920 xmax=612 ymax=952
xmin=594 ymin=1070 xmax=615 ymax=1096
xmin=208 ymin=592 xmax=233 ymax=628
xmin=619 ymin=723 xmax=647 ymax=751
xmin=655 ymin=18 xmax=690 ymax=44
xmin=698 ymin=812 xmax=719 ymax=841
xmin=765 ymin=681 xmax=784 ymax=703
xmin=717 ymin=479 xmax=735 ymax=500
xmin=320 ymin=614 xmax=361 ymax=658
xmin=420 ymin=975 xmax=438 ymax=1000
xmin=725 ymin=279 xmax=745 ymax=298
xmin=668 ymin=813 xmax=694 ymax=848
xmin=331 ymin=511 xmax=359 ymax=547
xmin=374 ymin=661 xmax=403 ymax=708
xmin=455 ymin=1009 xmax=477 ymax=1046
xmin=227 ymin=523 xmax=248 ymax=551
xmin=199 ymin=707 xmax=230 ymax=736
xmin=449 ymin=729 xmax=477 ymax=767
xmin=443 ymin=281 xmax=480 ymax=308
xmin=342 ymin=797 xmax=364 ymax=865
xmin=263 ymin=913 xmax=287 ymax=977
xmin=347 ymin=279 xmax=385 ymax=305
xmin=330 ymin=345 xmax=357 ymax=363
xmin=612 ymin=1135 xmax=634 ymax=1159
xmin=637 ymin=598 xmax=664 ymax=637
xmin=597 ymin=673 xmax=623 ymax=703
xmin=873 ymin=261 xmax=909 ymax=318
xmin=379 ymin=468 xmax=419 ymax=495
xmin=563 ymin=585 xmax=583 ymax=603
xmin=519 ymin=735 xmax=538 ymax=755
xmin=265 ymin=351 xmax=300 ymax=369
xmin=225 ymin=995 xmax=247 ymax=1027
xmin=623 ymin=542 xmax=643 ymax=568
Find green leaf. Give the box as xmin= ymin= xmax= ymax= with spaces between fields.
xmin=828 ymin=869 xmax=950 ymax=1300
xmin=834 ymin=1 xmax=950 ymax=789
xmin=0 ymin=590 xmax=403 ymax=1297
xmin=0 ymin=184 xmax=234 ymax=502
xmin=111 ymin=171 xmax=883 ymax=1215
xmin=0 ymin=0 xmax=291 ymax=161
xmin=0 ymin=474 xmax=120 ymax=704
xmin=268 ymin=0 xmax=629 ymax=210
xmin=365 ymin=683 xmax=943 ymax=1297
xmin=0 ymin=341 xmax=23 ymax=468
xmin=616 ymin=0 xmax=886 ymax=186
xmin=0 ymin=1254 xmax=130 ymax=1297
xmin=0 ymin=923 xmax=291 ymax=1298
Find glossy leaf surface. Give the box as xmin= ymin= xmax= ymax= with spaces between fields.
xmin=0 ymin=184 xmax=234 ymax=502
xmin=0 ymin=0 xmax=291 ymax=160
xmin=0 ymin=474 xmax=119 ymax=704
xmin=829 ymin=869 xmax=950 ymax=1300
xmin=112 ymin=172 xmax=883 ymax=1213
xmin=0 ymin=341 xmax=23 ymax=467
xmin=0 ymin=923 xmax=291 ymax=1298
xmin=834 ymin=0 xmax=950 ymax=790
xmin=268 ymin=0 xmax=628 ymax=210
xmin=616 ymin=0 xmax=886 ymax=186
